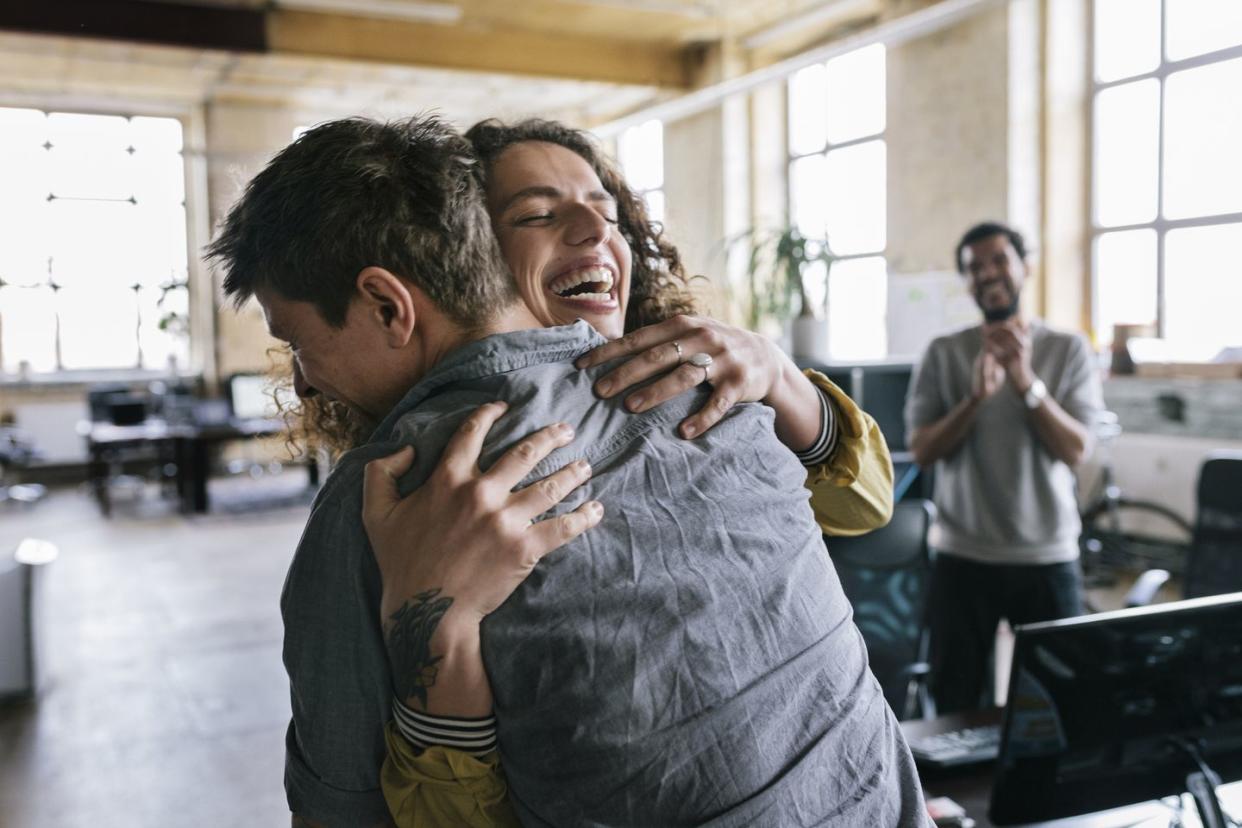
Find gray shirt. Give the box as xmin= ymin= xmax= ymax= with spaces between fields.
xmin=283 ymin=321 xmax=927 ymax=826
xmin=904 ymin=321 xmax=1103 ymax=564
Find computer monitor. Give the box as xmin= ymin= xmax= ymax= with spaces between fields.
xmin=792 ymin=361 xmax=913 ymax=454
xmin=227 ymin=373 xmax=293 ymax=421
xmin=858 ymin=363 xmax=912 ymax=454
xmin=990 ymin=593 xmax=1242 ymax=825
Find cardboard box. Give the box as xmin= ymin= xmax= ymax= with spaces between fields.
xmin=1133 ymin=361 xmax=1242 ymax=379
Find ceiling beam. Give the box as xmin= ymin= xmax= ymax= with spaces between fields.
xmin=0 ymin=0 xmax=266 ymax=53
xmin=265 ymin=9 xmax=692 ymax=88
xmin=0 ymin=0 xmax=692 ymax=89
xmin=594 ymin=0 xmax=1009 ymax=135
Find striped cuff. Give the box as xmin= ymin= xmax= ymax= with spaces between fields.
xmin=794 ymin=386 xmax=839 ymax=468
xmin=391 ymin=699 xmax=498 ymax=758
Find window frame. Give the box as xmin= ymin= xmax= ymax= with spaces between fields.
xmin=0 ymin=103 xmax=206 ymax=383
xmin=616 ymin=119 xmax=666 ymax=224
xmin=1089 ymin=0 xmax=1242 ymax=346
xmin=785 ymin=46 xmax=888 ymax=358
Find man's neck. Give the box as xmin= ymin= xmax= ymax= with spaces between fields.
xmin=421 ymin=302 xmax=545 ymax=372
xmin=477 ymin=303 xmax=545 ymax=338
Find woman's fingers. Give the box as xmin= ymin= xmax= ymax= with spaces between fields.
xmin=575 ymin=316 xmax=691 ymax=369
xmin=678 ymin=385 xmax=741 ymax=440
xmin=523 ymin=500 xmax=605 ymax=563
xmin=621 ymin=362 xmax=704 ymax=413
xmin=439 ymin=401 xmax=508 ymax=480
xmin=593 ymin=340 xmax=685 ymax=399
xmin=511 ymin=457 xmax=593 ymax=519
xmin=362 ymin=445 xmax=416 ymax=525
xmin=485 ymin=421 xmax=577 ymax=491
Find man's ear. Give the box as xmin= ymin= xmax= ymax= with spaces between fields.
xmin=356 ymin=267 xmax=416 ymax=347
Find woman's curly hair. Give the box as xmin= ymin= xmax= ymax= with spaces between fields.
xmin=287 ymin=117 xmax=700 ymax=456
xmin=465 ymin=118 xmax=697 ymax=330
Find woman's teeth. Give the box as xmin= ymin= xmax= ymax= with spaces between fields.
xmin=550 ymin=267 xmax=614 ymax=301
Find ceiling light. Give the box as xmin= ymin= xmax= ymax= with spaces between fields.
xmin=277 ymin=0 xmax=464 ymax=25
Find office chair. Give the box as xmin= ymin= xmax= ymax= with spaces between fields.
xmin=1125 ymin=451 xmax=1242 ymax=607
xmin=0 ymin=426 xmax=46 ymax=508
xmin=826 ymin=498 xmax=936 ymax=720
xmin=86 ymin=384 xmax=149 ymax=426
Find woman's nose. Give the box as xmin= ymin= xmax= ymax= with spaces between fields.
xmin=564 ymin=204 xmax=610 ymax=247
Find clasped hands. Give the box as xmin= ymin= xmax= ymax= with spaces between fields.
xmin=973 ymin=318 xmax=1035 ymax=401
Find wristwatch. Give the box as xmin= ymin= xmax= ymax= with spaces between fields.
xmin=1023 ymin=377 xmax=1047 ymax=410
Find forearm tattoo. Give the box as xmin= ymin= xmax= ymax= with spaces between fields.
xmin=385 ymin=588 xmax=454 ymax=709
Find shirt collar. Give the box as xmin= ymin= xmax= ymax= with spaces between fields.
xmin=371 ymin=320 xmax=608 ymax=439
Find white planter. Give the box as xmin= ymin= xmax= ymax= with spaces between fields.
xmin=790 ymin=315 xmax=830 ymax=362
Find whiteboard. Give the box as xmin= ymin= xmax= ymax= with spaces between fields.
xmin=886 ymin=271 xmax=979 ymax=359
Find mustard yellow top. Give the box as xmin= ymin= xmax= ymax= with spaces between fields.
xmin=381 ymin=370 xmax=894 ymax=826
xmin=383 ymin=724 xmax=522 ymax=828
xmin=802 ymin=369 xmax=894 ymax=537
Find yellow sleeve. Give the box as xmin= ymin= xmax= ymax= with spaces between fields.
xmin=802 ymin=369 xmax=894 ymax=537
xmin=382 ymin=722 xmax=522 ymax=828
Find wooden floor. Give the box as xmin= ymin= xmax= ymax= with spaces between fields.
xmin=0 ymin=482 xmax=310 ymax=827
xmin=0 ymin=483 xmax=1163 ymax=827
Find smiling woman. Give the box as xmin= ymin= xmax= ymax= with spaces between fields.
xmin=484 ymin=139 xmax=633 ymax=339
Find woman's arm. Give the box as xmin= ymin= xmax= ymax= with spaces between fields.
xmin=800 ymin=370 xmax=894 ymax=537
xmin=576 ymin=315 xmax=894 ymax=534
xmin=382 ymin=730 xmax=520 ymax=828
xmin=363 ymin=402 xmax=602 ymax=826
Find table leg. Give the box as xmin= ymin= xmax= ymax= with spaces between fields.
xmin=88 ymin=445 xmax=111 ymax=518
xmin=189 ymin=438 xmax=210 ymax=513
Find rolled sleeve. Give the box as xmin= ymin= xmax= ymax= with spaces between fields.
xmin=286 ymin=721 xmax=393 ymax=826
xmin=801 ymin=369 xmax=894 ymax=537
xmin=904 ymin=341 xmax=948 ymax=432
xmin=382 ymin=723 xmax=521 ymax=828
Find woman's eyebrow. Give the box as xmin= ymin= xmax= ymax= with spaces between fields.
xmin=500 ymin=185 xmax=616 ymax=212
xmin=500 ymin=185 xmax=560 ymax=212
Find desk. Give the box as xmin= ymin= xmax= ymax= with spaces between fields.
xmin=83 ymin=417 xmax=290 ymax=516
xmin=903 ymin=712 xmax=1242 ymax=828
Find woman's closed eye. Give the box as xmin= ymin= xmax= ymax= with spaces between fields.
xmin=514 ymin=213 xmax=554 ymax=226
xmin=515 ymin=211 xmax=618 ymax=227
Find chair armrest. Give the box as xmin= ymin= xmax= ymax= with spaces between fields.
xmin=898 ymin=662 xmax=931 ymax=680
xmin=1124 ymin=568 xmax=1171 ymax=608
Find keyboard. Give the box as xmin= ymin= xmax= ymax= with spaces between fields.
xmin=908 ymin=724 xmax=1001 ymax=768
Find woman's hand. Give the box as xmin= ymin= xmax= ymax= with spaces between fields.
xmin=575 ymin=315 xmax=822 ymax=449
xmin=364 ymin=401 xmax=603 ymax=627
xmin=364 ymin=402 xmax=603 ymax=716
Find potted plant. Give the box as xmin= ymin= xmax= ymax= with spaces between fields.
xmin=738 ymin=226 xmax=834 ymax=361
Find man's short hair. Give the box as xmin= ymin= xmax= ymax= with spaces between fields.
xmin=207 ymin=115 xmax=516 ymax=328
xmin=954 ymin=221 xmax=1028 ymax=274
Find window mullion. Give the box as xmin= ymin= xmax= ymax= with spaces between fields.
xmin=1155 ymin=0 xmax=1167 ymax=335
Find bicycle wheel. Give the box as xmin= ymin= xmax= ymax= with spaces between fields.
xmin=1079 ymin=497 xmax=1193 ymax=575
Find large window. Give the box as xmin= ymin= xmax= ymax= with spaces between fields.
xmin=787 ymin=43 xmax=887 ymax=361
xmin=1092 ymin=0 xmax=1242 ymax=358
xmin=0 ymin=108 xmax=190 ymax=375
xmin=616 ymin=119 xmax=665 ymax=224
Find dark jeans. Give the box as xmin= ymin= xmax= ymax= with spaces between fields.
xmin=928 ymin=553 xmax=1083 ymax=715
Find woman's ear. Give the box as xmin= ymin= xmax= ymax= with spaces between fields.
xmin=356 ymin=267 xmax=416 ymax=347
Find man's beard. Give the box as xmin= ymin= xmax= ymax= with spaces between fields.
xmin=976 ymin=283 xmax=1020 ymax=323
xmin=981 ymin=296 xmax=1019 ymax=323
